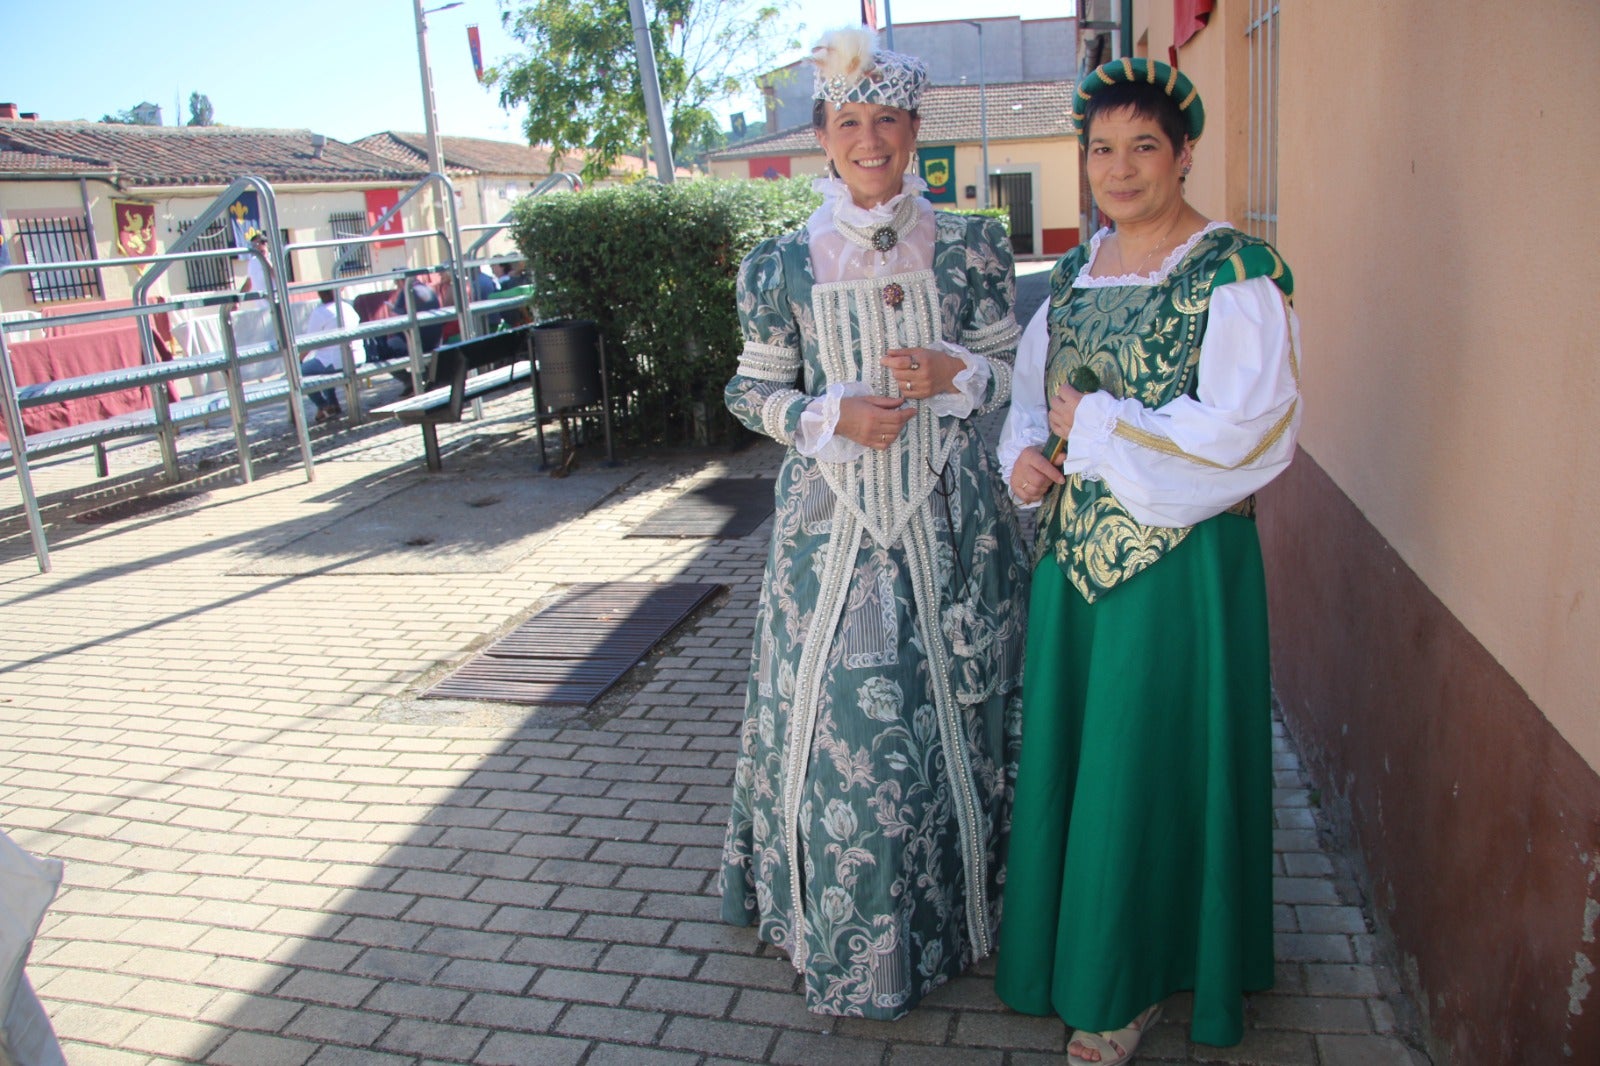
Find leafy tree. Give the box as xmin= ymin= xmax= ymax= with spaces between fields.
xmin=491 ymin=0 xmax=801 ymax=183
xmin=186 ymin=93 xmax=215 ymax=127
xmin=100 ymin=102 xmax=163 ymax=126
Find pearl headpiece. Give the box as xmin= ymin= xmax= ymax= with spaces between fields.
xmin=809 ymin=27 xmax=927 ymax=112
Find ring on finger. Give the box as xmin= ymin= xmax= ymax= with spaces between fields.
xmin=909 ymin=359 xmax=920 ymax=370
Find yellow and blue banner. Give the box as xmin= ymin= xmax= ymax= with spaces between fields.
xmin=919 ymin=146 xmax=956 ymax=204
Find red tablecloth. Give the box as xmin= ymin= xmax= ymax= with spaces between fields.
xmin=39 ymin=298 xmax=173 ymax=346
xmin=1 ymin=324 xmax=173 ymax=441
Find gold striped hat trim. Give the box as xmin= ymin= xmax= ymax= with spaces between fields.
xmin=1076 ymin=58 xmax=1205 ymax=143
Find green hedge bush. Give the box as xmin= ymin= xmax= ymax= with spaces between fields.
xmin=510 ymin=177 xmax=1011 ymax=447
xmin=510 ymin=176 xmax=813 ymax=447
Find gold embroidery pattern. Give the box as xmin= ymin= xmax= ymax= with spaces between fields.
xmin=1035 ymin=229 xmax=1291 ymax=602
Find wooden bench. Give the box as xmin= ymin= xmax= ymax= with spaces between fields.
xmin=372 ymin=324 xmax=536 ymax=472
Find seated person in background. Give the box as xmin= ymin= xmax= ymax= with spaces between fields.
xmin=494 ymin=260 xmax=528 ymax=290
xmin=492 ymin=261 xmax=533 ymax=327
xmin=370 ymin=275 xmax=442 ymax=397
xmin=471 ymin=264 xmax=512 ymax=332
xmin=300 ymin=289 xmax=361 ymax=423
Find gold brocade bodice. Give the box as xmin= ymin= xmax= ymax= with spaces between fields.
xmin=1035 ymin=228 xmax=1289 ymax=602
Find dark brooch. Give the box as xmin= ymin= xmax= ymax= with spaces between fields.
xmin=870 ymin=226 xmax=899 ymax=253
xmin=882 ymin=282 xmax=905 ymax=308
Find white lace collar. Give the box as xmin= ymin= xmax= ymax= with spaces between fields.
xmin=1076 ymin=221 xmax=1233 ymax=287
xmin=813 ymin=173 xmax=931 ymax=230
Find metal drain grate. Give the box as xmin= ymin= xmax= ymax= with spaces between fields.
xmin=74 ymin=490 xmax=212 ymax=525
xmin=426 ymin=581 xmax=724 ymax=706
xmin=627 ymin=477 xmax=774 ymax=539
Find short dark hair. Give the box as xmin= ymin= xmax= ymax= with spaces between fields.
xmin=317 ymin=289 xmax=336 ymax=303
xmin=1081 ymin=80 xmax=1187 ymax=153
xmin=250 ymin=232 xmax=268 ymax=243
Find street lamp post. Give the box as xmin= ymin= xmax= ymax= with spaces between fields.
xmin=413 ymin=0 xmax=468 ymax=330
xmin=965 ymin=21 xmax=990 ymax=210
xmin=628 ymin=0 xmax=676 ymax=182
xmin=412 ymin=0 xmax=461 ymax=179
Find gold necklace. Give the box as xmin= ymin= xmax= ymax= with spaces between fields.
xmin=1114 ymin=214 xmax=1183 ymax=277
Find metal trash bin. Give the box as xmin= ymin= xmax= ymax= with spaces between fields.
xmin=533 ymin=318 xmax=601 ymax=414
xmin=530 ymin=318 xmax=612 ymax=469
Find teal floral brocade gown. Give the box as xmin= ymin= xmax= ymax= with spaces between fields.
xmin=719 ymin=209 xmax=1029 ymax=1019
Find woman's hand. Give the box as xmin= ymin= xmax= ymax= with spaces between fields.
xmin=839 ymin=394 xmax=917 ymax=450
xmin=1047 ymin=382 xmax=1085 ymax=441
xmin=882 ymin=348 xmax=957 ymax=401
xmin=1010 ymin=444 xmax=1067 ymax=505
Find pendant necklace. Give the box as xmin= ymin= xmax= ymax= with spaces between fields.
xmin=1114 ymin=213 xmax=1183 ymax=277
xmin=834 ymin=192 xmax=921 ymax=267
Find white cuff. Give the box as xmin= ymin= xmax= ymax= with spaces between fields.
xmin=1067 ymin=390 xmax=1121 ymax=449
xmin=795 ymin=381 xmax=872 ymax=460
xmin=922 ymin=341 xmax=988 ymax=419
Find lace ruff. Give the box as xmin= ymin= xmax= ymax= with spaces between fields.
xmin=1077 ymin=221 xmax=1233 ymax=287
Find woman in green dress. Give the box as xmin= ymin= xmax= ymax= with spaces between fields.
xmin=719 ymin=28 xmax=1030 ymax=1019
xmin=995 ymin=59 xmax=1303 ymax=1063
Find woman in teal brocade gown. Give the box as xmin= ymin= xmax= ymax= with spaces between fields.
xmin=718 ymin=28 xmax=1029 ymax=1019
xmin=995 ymin=60 xmax=1303 ymax=1063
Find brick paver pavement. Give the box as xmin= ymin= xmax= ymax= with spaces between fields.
xmin=0 ymin=376 xmax=1428 ymax=1064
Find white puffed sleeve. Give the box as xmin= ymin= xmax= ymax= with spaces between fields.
xmin=996 ymin=303 xmax=1051 ymax=506
xmin=1063 ymin=275 xmax=1302 ymax=527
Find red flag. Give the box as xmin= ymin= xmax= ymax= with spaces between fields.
xmin=861 ymin=0 xmax=878 ymax=32
xmin=1173 ymin=0 xmax=1214 ymax=50
xmin=365 ymin=189 xmax=405 ymax=249
xmin=467 ymin=24 xmax=484 ymax=82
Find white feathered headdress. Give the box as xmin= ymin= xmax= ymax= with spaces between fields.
xmin=810 ymin=27 xmax=927 ymax=112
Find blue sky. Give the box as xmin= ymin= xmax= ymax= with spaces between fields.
xmin=5 ymin=0 xmax=1070 ymax=145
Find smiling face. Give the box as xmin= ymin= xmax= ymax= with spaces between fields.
xmin=1084 ymin=106 xmax=1193 ymax=228
xmin=815 ymin=102 xmax=921 ymax=208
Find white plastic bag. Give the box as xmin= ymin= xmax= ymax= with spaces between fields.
xmin=0 ymin=831 xmax=65 ymax=1066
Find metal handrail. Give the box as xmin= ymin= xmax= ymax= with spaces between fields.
xmin=463 ymin=171 xmax=581 ymax=259
xmin=131 ymin=176 xmax=313 ymax=483
xmin=359 ymin=172 xmax=473 ymax=342
xmin=0 ymin=169 xmax=541 ymax=574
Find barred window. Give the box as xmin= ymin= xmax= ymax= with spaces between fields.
xmin=1246 ymin=0 xmax=1280 ymax=244
xmin=15 ymin=215 xmax=102 ymax=303
xmin=179 ymin=217 xmax=234 ymax=294
xmin=329 ymin=211 xmax=371 ymax=276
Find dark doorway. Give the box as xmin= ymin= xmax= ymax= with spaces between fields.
xmin=990 ymin=172 xmax=1035 ymax=255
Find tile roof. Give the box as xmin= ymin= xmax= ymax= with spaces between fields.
xmin=0 ymin=146 xmax=107 ymax=175
xmin=354 ymin=131 xmax=694 ymax=181
xmin=709 ymin=80 xmax=1075 ymax=161
xmin=0 ymin=121 xmax=422 ymax=186
xmin=353 ymin=131 xmax=566 ymax=177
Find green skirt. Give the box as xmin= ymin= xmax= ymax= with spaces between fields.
xmin=994 ymin=514 xmax=1274 ymax=1046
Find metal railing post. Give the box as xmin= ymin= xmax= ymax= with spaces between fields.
xmin=0 ymin=327 xmax=50 ymax=572
xmin=218 ymin=305 xmax=255 ymax=485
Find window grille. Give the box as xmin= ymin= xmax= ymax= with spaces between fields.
xmin=179 ymin=217 xmax=234 ymax=293
xmin=329 ymin=211 xmax=371 ymax=276
xmin=15 ymin=215 xmax=102 ymax=302
xmin=1246 ymin=0 xmax=1280 ymax=244
xmin=277 ymin=227 xmax=296 ymax=284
